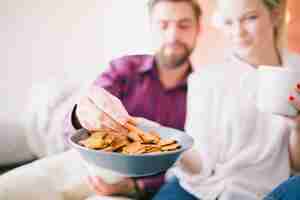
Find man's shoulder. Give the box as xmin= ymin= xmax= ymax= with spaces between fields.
xmin=109 ymin=54 xmax=154 ymax=75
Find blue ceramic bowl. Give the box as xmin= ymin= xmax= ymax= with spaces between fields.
xmin=69 ymin=125 xmax=194 ymax=177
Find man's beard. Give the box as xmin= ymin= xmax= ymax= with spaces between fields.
xmin=156 ymin=41 xmax=193 ymax=69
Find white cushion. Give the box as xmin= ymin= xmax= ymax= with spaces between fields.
xmin=0 ymin=76 xmax=89 ymax=165
xmin=0 ymin=123 xmax=35 ymax=165
xmin=0 ymin=149 xmax=134 ymax=200
xmin=0 ymin=150 xmax=90 ymax=200
xmin=22 ymin=77 xmax=91 ymax=158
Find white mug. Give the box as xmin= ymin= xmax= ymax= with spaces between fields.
xmin=256 ymin=65 xmax=300 ymax=117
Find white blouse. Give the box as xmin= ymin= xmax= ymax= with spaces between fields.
xmin=174 ymin=55 xmax=293 ymax=200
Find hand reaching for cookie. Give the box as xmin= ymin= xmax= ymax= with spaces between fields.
xmin=76 ymin=86 xmax=131 ymax=132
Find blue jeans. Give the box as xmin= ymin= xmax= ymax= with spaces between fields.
xmin=263 ymin=176 xmax=300 ymax=200
xmin=152 ymin=176 xmax=300 ymax=200
xmin=152 ymin=177 xmax=199 ymax=200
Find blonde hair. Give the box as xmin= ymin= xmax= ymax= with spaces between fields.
xmin=263 ymin=0 xmax=281 ymax=10
xmin=263 ymin=0 xmax=288 ymax=50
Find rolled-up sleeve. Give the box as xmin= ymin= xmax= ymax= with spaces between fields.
xmin=92 ymin=61 xmax=126 ymax=99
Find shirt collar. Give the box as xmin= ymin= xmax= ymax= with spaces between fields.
xmin=137 ymin=55 xmax=156 ymax=73
xmin=138 ymin=55 xmax=192 ymax=90
xmin=230 ymin=51 xmax=287 ymax=71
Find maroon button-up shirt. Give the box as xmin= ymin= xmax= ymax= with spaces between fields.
xmin=64 ymin=54 xmax=191 ymax=194
xmin=93 ymin=54 xmax=189 ymax=130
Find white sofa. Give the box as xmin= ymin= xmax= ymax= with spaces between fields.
xmin=0 ymin=149 xmax=132 ymax=200
xmin=0 ymin=77 xmax=132 ymax=200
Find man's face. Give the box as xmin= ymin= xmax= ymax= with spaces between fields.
xmin=150 ymin=1 xmax=200 ymax=69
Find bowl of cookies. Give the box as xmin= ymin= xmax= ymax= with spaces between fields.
xmin=69 ymin=124 xmax=194 ymax=177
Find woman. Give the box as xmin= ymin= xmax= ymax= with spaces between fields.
xmin=152 ymin=0 xmax=300 ymax=199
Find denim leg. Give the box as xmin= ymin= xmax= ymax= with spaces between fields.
xmin=263 ymin=176 xmax=300 ymax=200
xmin=152 ymin=178 xmax=199 ymax=200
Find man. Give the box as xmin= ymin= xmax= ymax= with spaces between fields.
xmin=66 ymin=0 xmax=202 ymax=199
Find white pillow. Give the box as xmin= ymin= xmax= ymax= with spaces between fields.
xmin=22 ymin=76 xmax=91 ymax=158
xmin=0 ymin=150 xmax=90 ymax=200
xmin=0 ymin=123 xmax=35 ymax=165
xmin=0 ymin=149 xmax=133 ymax=200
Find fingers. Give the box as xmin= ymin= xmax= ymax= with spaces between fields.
xmin=86 ymin=176 xmax=113 ymax=196
xmin=133 ymin=117 xmax=161 ymax=128
xmin=76 ymin=97 xmax=102 ymax=130
xmin=88 ymin=86 xmax=130 ymax=124
xmin=295 ymin=115 xmax=300 ymax=124
xmin=124 ymin=122 xmax=148 ymax=136
xmin=289 ymin=95 xmax=300 ymax=112
xmin=291 ymin=83 xmax=300 ymax=129
xmin=127 ymin=116 xmax=138 ymax=126
xmin=283 ymin=83 xmax=300 ymax=121
xmin=296 ymin=83 xmax=300 ymax=93
xmin=86 ymin=176 xmax=130 ymax=196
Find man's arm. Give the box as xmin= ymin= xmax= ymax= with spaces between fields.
xmin=92 ymin=61 xmax=126 ymax=99
xmin=62 ymin=61 xmax=127 ymax=146
xmin=179 ymin=148 xmax=202 ymax=174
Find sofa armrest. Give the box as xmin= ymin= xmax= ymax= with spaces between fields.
xmin=23 ymin=77 xmax=90 ymax=158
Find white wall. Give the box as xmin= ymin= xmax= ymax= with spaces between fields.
xmin=1 ymin=0 xmax=108 ymax=163
xmin=0 ymin=0 xmax=226 ymax=164
xmin=101 ymin=0 xmax=228 ymax=66
xmin=102 ymin=1 xmax=153 ymax=62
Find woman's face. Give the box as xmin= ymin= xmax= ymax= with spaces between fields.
xmin=216 ymin=0 xmax=277 ymax=57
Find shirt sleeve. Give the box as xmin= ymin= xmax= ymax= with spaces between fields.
xmin=178 ymin=71 xmax=221 ymax=180
xmin=92 ymin=60 xmax=127 ymax=99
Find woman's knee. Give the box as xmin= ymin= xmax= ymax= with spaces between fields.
xmin=264 ymin=176 xmax=300 ymax=200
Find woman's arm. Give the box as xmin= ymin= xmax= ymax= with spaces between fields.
xmin=180 ymin=72 xmax=220 ymax=177
xmin=179 ymin=148 xmax=203 ymax=174
xmin=289 ymin=128 xmax=300 ymax=172
xmin=288 ymin=86 xmax=300 ymax=172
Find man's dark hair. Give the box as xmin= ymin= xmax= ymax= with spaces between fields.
xmin=148 ymin=0 xmax=202 ymax=21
